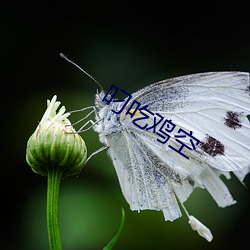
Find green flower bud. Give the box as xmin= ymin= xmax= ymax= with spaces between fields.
xmin=26 ymin=95 xmax=87 ymax=178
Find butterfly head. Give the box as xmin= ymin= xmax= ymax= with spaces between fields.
xmin=95 ymin=89 xmax=108 ymax=110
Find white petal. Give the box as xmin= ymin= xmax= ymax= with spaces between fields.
xmin=39 ymin=95 xmax=71 ymax=125
xmin=40 ymin=95 xmax=58 ymax=123
xmin=188 ymin=215 xmax=213 ymax=242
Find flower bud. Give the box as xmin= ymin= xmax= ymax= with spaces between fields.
xmin=26 ymin=95 xmax=87 ymax=178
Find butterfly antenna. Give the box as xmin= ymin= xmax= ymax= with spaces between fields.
xmin=60 ymin=53 xmax=104 ymax=91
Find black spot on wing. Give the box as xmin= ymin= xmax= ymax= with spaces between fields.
xmin=224 ymin=111 xmax=243 ymax=130
xmin=200 ymin=135 xmax=225 ymax=157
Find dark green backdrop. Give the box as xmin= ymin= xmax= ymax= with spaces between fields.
xmin=2 ymin=2 xmax=250 ymax=250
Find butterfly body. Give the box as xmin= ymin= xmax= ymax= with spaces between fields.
xmin=94 ymin=93 xmax=124 ymax=144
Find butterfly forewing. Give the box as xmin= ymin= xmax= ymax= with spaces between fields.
xmin=121 ymin=72 xmax=250 ymax=172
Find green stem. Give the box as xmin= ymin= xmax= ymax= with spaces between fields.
xmin=47 ymin=165 xmax=63 ymax=250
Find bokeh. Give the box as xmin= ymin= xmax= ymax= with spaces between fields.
xmin=2 ymin=2 xmax=250 ymax=250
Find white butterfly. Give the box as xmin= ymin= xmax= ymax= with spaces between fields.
xmin=89 ymin=72 xmax=250 ymax=241
xmin=61 ymin=53 xmax=250 ymax=242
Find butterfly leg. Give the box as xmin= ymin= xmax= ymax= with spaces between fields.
xmin=69 ymin=106 xmax=102 ymax=132
xmin=77 ymin=120 xmax=95 ymax=132
xmin=85 ymin=145 xmax=108 ymax=165
xmin=77 ymin=117 xmax=104 ymax=133
xmin=70 ymin=106 xmax=96 ymax=126
xmin=77 ymin=145 xmax=108 ymax=176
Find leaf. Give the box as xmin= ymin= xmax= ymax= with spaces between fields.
xmin=102 ymin=208 xmax=125 ymax=250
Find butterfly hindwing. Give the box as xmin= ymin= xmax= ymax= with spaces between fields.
xmin=107 ymin=128 xmax=182 ymax=221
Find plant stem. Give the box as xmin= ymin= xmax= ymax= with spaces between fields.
xmin=47 ymin=165 xmax=63 ymax=250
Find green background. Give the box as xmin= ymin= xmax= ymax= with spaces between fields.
xmin=2 ymin=2 xmax=250 ymax=250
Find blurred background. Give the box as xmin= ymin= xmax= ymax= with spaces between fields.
xmin=2 ymin=1 xmax=250 ymax=250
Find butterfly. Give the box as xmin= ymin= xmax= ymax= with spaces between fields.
xmin=91 ymin=72 xmax=250 ymax=241
xmin=61 ymin=55 xmax=250 ymax=241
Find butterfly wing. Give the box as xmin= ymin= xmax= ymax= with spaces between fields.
xmin=106 ymin=127 xmax=182 ymax=221
xmin=100 ymin=72 xmax=250 ymax=221
xmin=121 ymin=72 xmax=250 ymax=173
xmin=107 ymin=122 xmax=237 ymax=221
